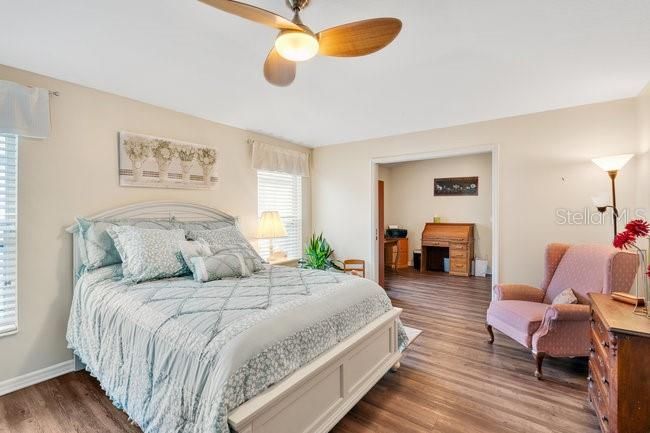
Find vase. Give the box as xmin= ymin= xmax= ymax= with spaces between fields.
xmin=633 ymin=250 xmax=650 ymax=318
xmin=131 ymin=159 xmax=144 ymax=182
xmin=180 ymin=160 xmax=193 ymax=183
xmin=157 ymin=159 xmax=171 ymax=183
xmin=202 ymin=164 xmax=214 ymax=186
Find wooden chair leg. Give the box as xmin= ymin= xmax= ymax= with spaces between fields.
xmin=486 ymin=324 xmax=494 ymax=344
xmin=534 ymin=352 xmax=545 ymax=379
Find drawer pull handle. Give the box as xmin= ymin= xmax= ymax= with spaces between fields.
xmin=602 ymin=377 xmax=609 ymax=385
xmin=602 ymin=341 xmax=609 ymax=348
xmin=587 ymin=376 xmax=593 ymax=383
xmin=602 ymin=416 xmax=608 ymax=423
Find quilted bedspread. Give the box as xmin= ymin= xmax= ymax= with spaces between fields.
xmin=67 ymin=264 xmax=407 ymax=433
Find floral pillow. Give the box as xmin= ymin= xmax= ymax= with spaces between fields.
xmin=76 ymin=217 xmax=176 ymax=270
xmin=107 ymin=226 xmax=188 ymax=283
xmin=190 ymin=251 xmax=252 ymax=282
xmin=187 ymin=227 xmax=265 ymax=271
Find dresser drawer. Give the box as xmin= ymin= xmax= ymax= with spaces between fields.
xmin=588 ymin=372 xmax=611 ymax=433
xmin=591 ymin=312 xmax=618 ymax=360
xmin=590 ymin=328 xmax=611 ymax=377
xmin=450 ymin=250 xmax=467 ymax=260
xmin=450 ymin=259 xmax=467 ymax=273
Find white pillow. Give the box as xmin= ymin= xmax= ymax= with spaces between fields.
xmin=552 ymin=288 xmax=578 ymax=305
xmin=180 ymin=239 xmax=213 ymax=274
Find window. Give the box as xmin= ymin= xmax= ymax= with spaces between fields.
xmin=257 ymin=170 xmax=302 ymax=260
xmin=0 ymin=134 xmax=17 ymax=336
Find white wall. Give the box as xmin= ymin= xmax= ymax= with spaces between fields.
xmin=637 ymin=84 xmax=650 ymax=252
xmin=0 ymin=64 xmax=312 ymax=382
xmin=380 ymin=153 xmax=492 ymax=269
xmin=312 ymin=98 xmax=641 ymax=287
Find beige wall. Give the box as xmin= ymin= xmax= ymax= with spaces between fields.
xmin=0 ymin=64 xmax=311 ymax=382
xmin=312 ymin=98 xmax=642 ymax=287
xmin=637 ymin=84 xmax=650 ymax=252
xmin=380 ymin=153 xmax=492 ymax=269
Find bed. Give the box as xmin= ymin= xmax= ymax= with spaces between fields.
xmin=66 ymin=201 xmax=406 ymax=433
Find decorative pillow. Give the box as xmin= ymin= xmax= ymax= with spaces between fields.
xmin=187 ymin=227 xmax=265 ymax=271
xmin=107 ymin=226 xmax=188 ymax=283
xmin=190 ymin=252 xmax=252 ymax=282
xmin=209 ymin=244 xmax=266 ymax=273
xmin=179 ymin=239 xmax=213 ymax=274
xmin=76 ymin=217 xmax=176 ymax=270
xmin=552 ymin=288 xmax=578 ymax=305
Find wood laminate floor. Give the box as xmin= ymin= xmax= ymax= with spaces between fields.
xmin=0 ymin=268 xmax=599 ymax=433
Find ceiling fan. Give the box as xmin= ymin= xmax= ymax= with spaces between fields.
xmin=199 ymin=0 xmax=402 ymax=86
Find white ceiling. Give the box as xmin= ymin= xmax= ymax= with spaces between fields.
xmin=2 ymin=0 xmax=650 ymax=147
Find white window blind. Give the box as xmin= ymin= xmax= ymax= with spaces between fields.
xmin=257 ymin=170 xmax=302 ymax=260
xmin=0 ymin=134 xmax=17 ymax=336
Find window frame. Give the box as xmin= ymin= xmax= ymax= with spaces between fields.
xmin=256 ymin=170 xmax=303 ymax=261
xmin=0 ymin=133 xmax=18 ymax=338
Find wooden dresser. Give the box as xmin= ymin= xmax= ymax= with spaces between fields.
xmin=588 ymin=294 xmax=650 ymax=433
xmin=384 ymin=238 xmax=409 ymax=269
xmin=420 ymin=223 xmax=474 ymax=276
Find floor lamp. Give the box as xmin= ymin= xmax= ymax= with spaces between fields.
xmin=591 ymin=153 xmax=634 ymax=238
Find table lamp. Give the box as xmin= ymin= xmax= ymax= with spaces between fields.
xmin=591 ymin=153 xmax=634 ymax=237
xmin=258 ymin=211 xmax=288 ymax=261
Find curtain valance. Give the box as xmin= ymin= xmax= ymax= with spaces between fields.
xmin=0 ymin=80 xmax=50 ymax=139
xmin=250 ymin=139 xmax=310 ymax=177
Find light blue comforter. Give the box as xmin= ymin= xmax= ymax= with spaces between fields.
xmin=67 ymin=264 xmax=407 ymax=433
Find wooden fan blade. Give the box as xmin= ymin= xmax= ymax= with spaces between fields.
xmin=264 ymin=48 xmax=296 ymax=87
xmin=317 ymin=18 xmax=402 ymax=57
xmin=199 ymin=0 xmax=302 ymax=31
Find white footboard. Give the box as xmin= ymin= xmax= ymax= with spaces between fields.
xmin=228 ymin=307 xmax=403 ymax=433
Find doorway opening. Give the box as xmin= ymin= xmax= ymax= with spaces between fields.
xmin=371 ymin=145 xmax=499 ymax=288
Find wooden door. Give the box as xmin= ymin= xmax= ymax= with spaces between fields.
xmin=378 ymin=180 xmax=385 ymax=288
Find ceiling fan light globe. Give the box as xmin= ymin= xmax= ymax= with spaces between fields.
xmin=274 ymin=31 xmax=319 ymax=62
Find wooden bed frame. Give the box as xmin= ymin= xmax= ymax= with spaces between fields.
xmin=66 ymin=201 xmax=402 ymax=433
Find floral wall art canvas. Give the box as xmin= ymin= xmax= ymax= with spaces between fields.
xmin=118 ymin=131 xmax=218 ymax=189
xmin=433 ymin=177 xmax=479 ymax=196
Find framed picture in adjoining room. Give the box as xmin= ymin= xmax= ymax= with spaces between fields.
xmin=434 ymin=177 xmax=479 ymax=196
xmin=118 ymin=131 xmax=219 ymax=190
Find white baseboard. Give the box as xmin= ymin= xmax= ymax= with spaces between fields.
xmin=0 ymin=359 xmax=75 ymax=397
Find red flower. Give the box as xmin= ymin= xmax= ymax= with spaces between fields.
xmin=613 ymin=230 xmax=636 ymax=250
xmin=625 ymin=219 xmax=650 ymax=237
xmin=647 ymin=264 xmax=650 ymax=278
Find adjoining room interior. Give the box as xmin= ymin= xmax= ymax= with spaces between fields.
xmin=1 ymin=2 xmax=650 ymax=433
xmin=377 ymin=151 xmax=493 ymax=288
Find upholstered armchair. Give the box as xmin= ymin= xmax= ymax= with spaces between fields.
xmin=486 ymin=243 xmax=638 ymax=378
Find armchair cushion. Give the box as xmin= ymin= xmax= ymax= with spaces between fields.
xmin=486 ymin=301 xmax=549 ymax=347
xmin=493 ymin=284 xmax=545 ymax=302
xmin=541 ymin=303 xmax=590 ymax=322
xmin=532 ymin=304 xmax=592 ymax=356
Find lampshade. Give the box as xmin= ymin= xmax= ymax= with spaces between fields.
xmin=274 ymin=31 xmax=319 ymax=62
xmin=257 ymin=211 xmax=288 ymax=239
xmin=591 ymin=154 xmax=634 ymax=172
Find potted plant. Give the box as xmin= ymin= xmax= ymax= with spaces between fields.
xmin=177 ymin=145 xmax=196 ymax=183
xmin=124 ymin=137 xmax=150 ymax=182
xmin=613 ymin=218 xmax=650 ymax=317
xmin=197 ymin=148 xmax=217 ymax=186
xmin=152 ymin=140 xmax=176 ymax=183
xmin=299 ymin=233 xmax=342 ymax=270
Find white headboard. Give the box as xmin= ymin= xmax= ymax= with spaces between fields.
xmin=66 ymin=201 xmax=238 ymax=283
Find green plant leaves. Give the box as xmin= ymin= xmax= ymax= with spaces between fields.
xmin=302 ymin=233 xmax=334 ymax=270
